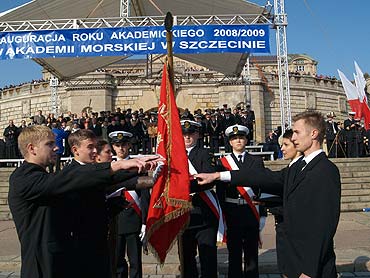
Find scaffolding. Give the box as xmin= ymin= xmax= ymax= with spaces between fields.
xmin=49 ymin=76 xmax=59 ymax=115
xmin=274 ymin=0 xmax=291 ymax=132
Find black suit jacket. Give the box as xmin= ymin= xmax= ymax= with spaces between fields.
xmin=9 ymin=160 xmax=140 ymax=278
xmin=187 ymin=146 xmax=218 ymax=229
xmin=231 ymin=152 xmax=341 ymax=278
xmin=217 ymin=153 xmax=265 ymax=228
xmin=8 ymin=161 xmax=114 ymax=278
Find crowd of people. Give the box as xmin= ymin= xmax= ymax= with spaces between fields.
xmin=2 ymin=105 xmax=370 ymax=163
xmin=0 ymin=104 xmax=257 ymax=162
xmin=0 ymin=78 xmax=48 ymax=92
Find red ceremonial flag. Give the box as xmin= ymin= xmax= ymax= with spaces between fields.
xmin=146 ymin=62 xmax=191 ymax=264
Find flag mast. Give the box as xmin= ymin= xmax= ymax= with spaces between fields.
xmin=165 ymin=12 xmax=175 ymax=91
xmin=164 ymin=12 xmax=186 ymax=278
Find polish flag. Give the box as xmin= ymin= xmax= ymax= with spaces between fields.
xmin=354 ymin=62 xmax=370 ymax=129
xmin=338 ymin=69 xmax=362 ymax=118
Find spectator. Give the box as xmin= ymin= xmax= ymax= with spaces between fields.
xmin=3 ymin=120 xmax=19 ymax=159
xmin=33 ymin=110 xmax=46 ymax=125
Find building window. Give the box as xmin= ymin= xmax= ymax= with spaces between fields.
xmin=296 ymin=65 xmax=305 ymax=72
xmin=296 ymin=59 xmax=305 ymax=64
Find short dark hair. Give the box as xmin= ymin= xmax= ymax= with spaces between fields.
xmin=68 ymin=129 xmax=96 ymax=148
xmin=292 ymin=111 xmax=326 ymax=144
xmin=282 ymin=129 xmax=293 ymax=139
xmin=96 ymin=139 xmax=109 ymax=155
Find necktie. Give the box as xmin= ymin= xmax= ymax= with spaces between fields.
xmin=298 ymin=159 xmax=307 ymax=171
xmin=294 ymin=159 xmax=306 ymax=181
xmin=238 ymin=154 xmax=243 ymax=163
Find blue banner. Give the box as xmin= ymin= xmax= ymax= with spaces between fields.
xmin=0 ymin=24 xmax=270 ymax=60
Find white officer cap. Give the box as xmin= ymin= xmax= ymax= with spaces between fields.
xmin=108 ymin=131 xmax=133 ymax=143
xmin=225 ymin=125 xmax=249 ymax=138
xmin=180 ymin=120 xmax=201 ymax=133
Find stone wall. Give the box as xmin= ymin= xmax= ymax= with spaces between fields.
xmin=0 ymin=69 xmax=348 ymax=144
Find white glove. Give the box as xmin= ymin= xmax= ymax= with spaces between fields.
xmin=139 ymin=224 xmax=146 ymax=242
xmin=259 ymin=216 xmax=266 ymax=231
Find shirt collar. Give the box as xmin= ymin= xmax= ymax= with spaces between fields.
xmin=303 ymin=149 xmax=323 ymax=165
xmin=233 ymin=151 xmax=246 ymax=159
xmin=289 ymin=155 xmax=303 ymax=167
xmin=74 ymin=159 xmax=86 ymax=165
xmin=186 ymin=145 xmax=196 ymax=154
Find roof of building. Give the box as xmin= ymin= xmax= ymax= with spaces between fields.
xmin=0 ymin=0 xmax=266 ymax=80
xmin=251 ymin=54 xmax=317 ymax=64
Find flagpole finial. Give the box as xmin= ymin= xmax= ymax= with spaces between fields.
xmin=165 ymin=12 xmax=173 ymax=32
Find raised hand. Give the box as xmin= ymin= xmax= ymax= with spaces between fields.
xmin=194 ymin=172 xmax=220 ymax=185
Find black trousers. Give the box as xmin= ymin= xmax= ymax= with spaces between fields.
xmin=347 ymin=141 xmax=359 ymax=158
xmin=116 ymin=232 xmax=142 ymax=278
xmin=180 ymin=225 xmax=217 ymax=278
xmin=226 ymin=224 xmax=259 ymax=278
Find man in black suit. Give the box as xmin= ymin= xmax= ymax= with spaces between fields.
xmin=196 ymin=111 xmax=341 ymax=278
xmin=179 ymin=120 xmax=220 ymax=278
xmin=109 ymin=131 xmax=150 ymax=278
xmin=216 ymin=124 xmax=266 ymax=278
xmin=8 ymin=126 xmax=160 ymax=278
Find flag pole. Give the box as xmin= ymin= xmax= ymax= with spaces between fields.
xmin=165 ymin=11 xmax=185 ymax=278
xmin=165 ymin=12 xmax=175 ymax=91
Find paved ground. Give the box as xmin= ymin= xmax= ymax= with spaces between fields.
xmin=1 ymin=212 xmax=370 ymax=277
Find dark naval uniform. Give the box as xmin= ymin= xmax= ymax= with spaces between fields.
xmin=179 ymin=120 xmax=219 ymax=278
xmin=108 ymin=130 xmax=150 ymax=278
xmin=218 ymin=152 xmax=265 ymax=278
xmin=182 ymin=146 xmax=219 ymax=278
xmin=325 ymin=114 xmax=339 ymax=158
xmin=116 ymin=186 xmax=150 ymax=278
xmin=344 ymin=113 xmax=358 ymax=157
xmin=217 ymin=125 xmax=266 ymax=278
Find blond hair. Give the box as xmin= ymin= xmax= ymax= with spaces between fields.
xmin=18 ymin=125 xmax=54 ymax=157
xmin=292 ymin=110 xmax=326 ymax=144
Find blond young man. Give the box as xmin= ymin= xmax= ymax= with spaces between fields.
xmin=8 ymin=126 xmax=160 ymax=278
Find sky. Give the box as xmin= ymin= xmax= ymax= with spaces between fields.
xmin=0 ymin=0 xmax=369 ymax=88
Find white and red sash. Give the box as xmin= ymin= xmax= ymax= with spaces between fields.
xmin=124 ymin=190 xmax=142 ymax=217
xmin=188 ymin=159 xmax=226 ymax=243
xmin=220 ymin=155 xmax=260 ymax=222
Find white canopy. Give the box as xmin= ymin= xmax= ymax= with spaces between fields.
xmin=0 ymin=0 xmax=266 ymax=80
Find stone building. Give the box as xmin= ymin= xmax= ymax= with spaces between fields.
xmin=0 ymin=54 xmax=359 ymax=143
xmin=252 ymin=54 xmax=319 ymax=77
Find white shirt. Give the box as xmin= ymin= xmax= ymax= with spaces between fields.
xmin=289 ymin=155 xmax=303 ymax=167
xmin=233 ymin=151 xmax=246 ymax=163
xmin=301 ymin=149 xmax=323 ymax=169
xmin=220 ymin=150 xmax=323 ymax=182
